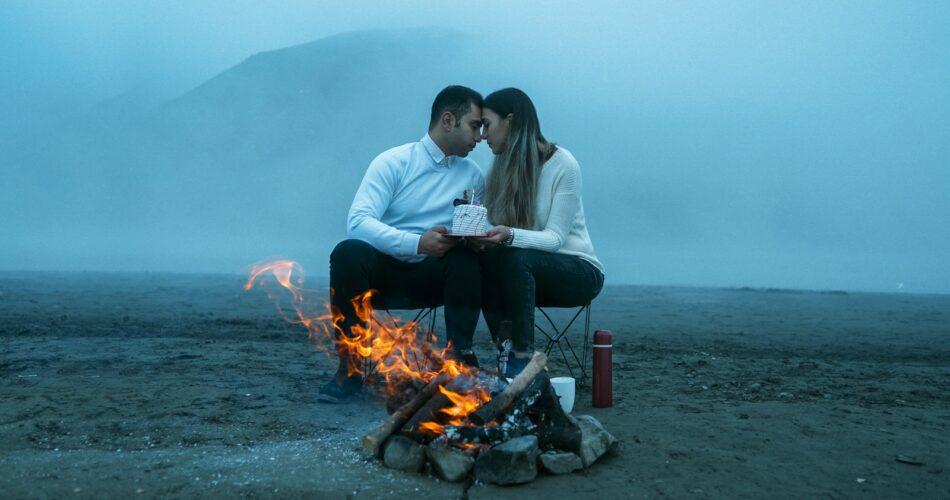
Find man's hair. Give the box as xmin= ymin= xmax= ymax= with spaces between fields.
xmin=429 ymin=85 xmax=483 ymax=129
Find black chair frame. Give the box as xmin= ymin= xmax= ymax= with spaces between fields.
xmin=536 ymin=302 xmax=592 ymax=381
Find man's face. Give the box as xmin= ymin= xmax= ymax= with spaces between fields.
xmin=447 ymin=104 xmax=483 ymax=157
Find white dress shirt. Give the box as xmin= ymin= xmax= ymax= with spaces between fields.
xmin=347 ymin=134 xmax=485 ymax=262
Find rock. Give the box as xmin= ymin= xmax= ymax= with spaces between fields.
xmin=539 ymin=451 xmax=583 ymax=474
xmin=383 ymin=435 xmax=425 ymax=473
xmin=474 ymin=435 xmax=540 ymax=485
xmin=575 ymin=415 xmax=617 ymax=467
xmin=426 ymin=442 xmax=474 ymax=482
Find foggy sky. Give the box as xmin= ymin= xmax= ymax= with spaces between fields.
xmin=2 ymin=1 xmax=949 ymax=294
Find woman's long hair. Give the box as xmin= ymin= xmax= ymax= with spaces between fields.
xmin=483 ymin=88 xmax=555 ymax=229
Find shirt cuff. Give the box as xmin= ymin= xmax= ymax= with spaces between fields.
xmin=400 ymin=232 xmax=423 ymax=256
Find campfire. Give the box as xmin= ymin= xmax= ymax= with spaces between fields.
xmin=246 ymin=259 xmax=617 ymax=484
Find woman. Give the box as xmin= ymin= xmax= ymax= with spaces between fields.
xmin=475 ymin=88 xmax=605 ymax=378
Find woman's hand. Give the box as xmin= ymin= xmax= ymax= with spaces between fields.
xmin=473 ymin=225 xmax=511 ymax=246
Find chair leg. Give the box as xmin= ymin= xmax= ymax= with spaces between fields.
xmin=536 ymin=308 xmax=559 ymax=343
xmin=539 ymin=303 xmax=592 ymax=381
xmin=562 ymin=333 xmax=585 ymax=379
xmin=556 ymin=339 xmax=575 ymax=379
xmin=582 ymin=304 xmax=591 ymax=380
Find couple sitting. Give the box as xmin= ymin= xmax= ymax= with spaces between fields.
xmin=322 ymin=85 xmax=604 ymax=403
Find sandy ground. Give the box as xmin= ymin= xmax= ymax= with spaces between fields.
xmin=1 ymin=270 xmax=949 ymax=498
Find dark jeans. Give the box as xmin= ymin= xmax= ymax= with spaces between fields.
xmin=329 ymin=239 xmax=481 ymax=372
xmin=480 ymin=247 xmax=605 ymax=352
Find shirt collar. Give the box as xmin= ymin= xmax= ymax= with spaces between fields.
xmin=422 ymin=133 xmax=449 ymax=166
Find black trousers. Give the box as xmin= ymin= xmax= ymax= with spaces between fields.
xmin=329 ymin=239 xmax=482 ymax=369
xmin=480 ymin=247 xmax=604 ymax=352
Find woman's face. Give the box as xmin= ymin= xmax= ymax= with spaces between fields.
xmin=481 ymin=108 xmax=511 ymax=155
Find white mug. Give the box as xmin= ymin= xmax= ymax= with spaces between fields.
xmin=550 ymin=376 xmax=576 ymax=413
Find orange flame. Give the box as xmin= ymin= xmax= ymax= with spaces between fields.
xmin=438 ymin=385 xmax=491 ymax=421
xmin=419 ymin=421 xmax=445 ymax=435
xmin=246 ymin=259 xmax=491 ymax=438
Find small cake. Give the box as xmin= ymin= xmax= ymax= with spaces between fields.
xmin=452 ymin=204 xmax=488 ymax=235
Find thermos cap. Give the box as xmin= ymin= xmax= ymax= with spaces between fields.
xmin=593 ymin=329 xmax=612 ymax=345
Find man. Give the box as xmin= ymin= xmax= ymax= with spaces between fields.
xmin=320 ymin=85 xmax=485 ymax=403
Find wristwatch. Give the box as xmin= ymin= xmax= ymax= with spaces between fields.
xmin=503 ymin=227 xmax=515 ymax=246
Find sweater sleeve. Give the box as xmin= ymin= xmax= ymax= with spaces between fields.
xmin=510 ymin=159 xmax=581 ymax=252
xmin=346 ymin=156 xmax=422 ymax=257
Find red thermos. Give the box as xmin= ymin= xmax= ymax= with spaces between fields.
xmin=592 ymin=330 xmax=612 ymax=407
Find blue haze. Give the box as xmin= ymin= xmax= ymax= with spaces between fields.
xmin=1 ymin=1 xmax=948 ymax=294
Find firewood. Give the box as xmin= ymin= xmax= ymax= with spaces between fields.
xmin=443 ymin=423 xmax=532 ymax=444
xmin=362 ymin=373 xmax=450 ymax=456
xmin=469 ymin=371 xmax=545 ymax=436
xmin=508 ymin=371 xmax=549 ymax=415
xmin=399 ymin=377 xmax=468 ymax=442
xmin=527 ymin=379 xmax=581 ymax=451
xmin=466 ymin=370 xmax=580 ymax=450
xmin=468 ymin=370 xmax=580 ymax=450
xmin=386 ymin=378 xmax=423 ymax=415
xmin=469 ymin=352 xmax=547 ymax=425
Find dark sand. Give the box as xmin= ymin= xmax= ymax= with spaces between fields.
xmin=1 ymin=271 xmax=948 ymax=498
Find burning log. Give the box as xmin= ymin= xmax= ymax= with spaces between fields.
xmin=444 ymin=366 xmax=579 ymax=450
xmin=386 ymin=378 xmax=423 ymax=415
xmin=525 ymin=376 xmax=581 ymax=452
xmin=400 ymin=377 xmax=473 ymax=442
xmin=362 ymin=373 xmax=451 ymax=456
xmin=444 ymin=423 xmax=531 ymax=444
xmin=497 ymin=368 xmax=581 ymax=450
xmin=469 ymin=352 xmax=547 ymax=425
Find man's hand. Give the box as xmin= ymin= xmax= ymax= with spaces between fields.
xmin=472 ymin=225 xmax=511 ymax=246
xmin=418 ymin=226 xmax=457 ymax=257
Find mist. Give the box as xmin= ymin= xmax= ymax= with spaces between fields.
xmin=2 ymin=1 xmax=948 ymax=294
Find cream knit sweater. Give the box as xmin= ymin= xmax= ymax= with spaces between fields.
xmin=505 ymin=147 xmax=605 ymax=275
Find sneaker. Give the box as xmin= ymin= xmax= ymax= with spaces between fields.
xmin=459 ymin=350 xmax=480 ymax=369
xmin=505 ymin=355 xmax=530 ymax=379
xmin=317 ymin=375 xmax=362 ymax=404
